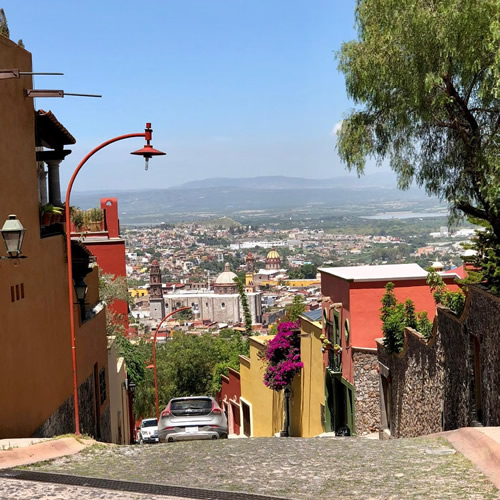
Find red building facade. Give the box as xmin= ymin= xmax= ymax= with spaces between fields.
xmin=72 ymin=198 xmax=128 ymax=328
xmin=319 ymin=263 xmax=461 ymax=436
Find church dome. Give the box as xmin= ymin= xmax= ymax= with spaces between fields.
xmin=215 ymin=263 xmax=238 ymax=284
xmin=267 ymin=249 xmax=280 ymax=259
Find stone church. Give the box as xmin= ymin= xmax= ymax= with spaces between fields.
xmin=149 ymin=260 xmax=262 ymax=325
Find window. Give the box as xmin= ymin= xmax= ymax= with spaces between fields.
xmin=221 ymin=302 xmax=226 ymax=309
xmin=344 ymin=318 xmax=350 ymax=345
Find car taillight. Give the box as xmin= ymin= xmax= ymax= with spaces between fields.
xmin=161 ymin=403 xmax=171 ymax=418
xmin=211 ymin=402 xmax=222 ymax=414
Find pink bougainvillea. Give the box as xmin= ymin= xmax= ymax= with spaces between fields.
xmin=263 ymin=321 xmax=303 ymax=391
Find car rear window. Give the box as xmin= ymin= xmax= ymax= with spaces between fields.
xmin=142 ymin=419 xmax=157 ymax=427
xmin=170 ymin=398 xmax=212 ymax=416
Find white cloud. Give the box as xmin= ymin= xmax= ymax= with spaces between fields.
xmin=330 ymin=120 xmax=343 ymax=137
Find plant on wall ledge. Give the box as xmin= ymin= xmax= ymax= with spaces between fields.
xmin=263 ymin=321 xmax=303 ymax=391
xmin=381 ymin=283 xmax=434 ymax=353
xmin=426 ymin=269 xmax=466 ymax=316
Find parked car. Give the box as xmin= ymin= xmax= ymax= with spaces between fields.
xmin=137 ymin=417 xmax=159 ymax=444
xmin=158 ymin=396 xmax=228 ymax=443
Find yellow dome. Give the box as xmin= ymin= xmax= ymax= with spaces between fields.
xmin=267 ymin=249 xmax=280 ymax=259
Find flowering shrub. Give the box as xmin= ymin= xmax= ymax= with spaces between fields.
xmin=263 ymin=321 xmax=303 ymax=391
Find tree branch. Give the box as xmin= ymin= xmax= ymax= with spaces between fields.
xmin=455 ymin=200 xmax=487 ymax=220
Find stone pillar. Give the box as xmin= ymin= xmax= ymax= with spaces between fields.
xmin=46 ymin=159 xmax=63 ymax=206
xmin=38 ymin=164 xmax=48 ymax=205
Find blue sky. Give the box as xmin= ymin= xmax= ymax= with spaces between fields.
xmin=3 ymin=0 xmax=381 ymax=191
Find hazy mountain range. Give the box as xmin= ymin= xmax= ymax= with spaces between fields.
xmin=70 ymin=173 xmax=441 ymax=224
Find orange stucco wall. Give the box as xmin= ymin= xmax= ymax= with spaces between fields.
xmin=321 ymin=269 xmax=460 ymax=385
xmin=0 ymin=38 xmax=109 ymax=437
xmin=0 ymin=38 xmax=74 ymax=436
xmin=349 ymin=277 xmax=459 ymax=349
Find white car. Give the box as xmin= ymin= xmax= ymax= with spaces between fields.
xmin=137 ymin=417 xmax=159 ymax=444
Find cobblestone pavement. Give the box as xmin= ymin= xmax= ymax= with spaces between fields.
xmin=0 ymin=477 xmax=185 ymax=499
xmin=10 ymin=436 xmax=500 ymax=499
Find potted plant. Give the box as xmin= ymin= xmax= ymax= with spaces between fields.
xmin=319 ymin=334 xmax=333 ymax=351
xmin=40 ymin=204 xmax=64 ymax=226
xmin=84 ymin=207 xmax=104 ymax=231
xmin=70 ymin=207 xmax=85 ymax=231
xmin=333 ymin=343 xmax=342 ymax=353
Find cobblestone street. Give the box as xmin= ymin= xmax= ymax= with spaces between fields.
xmin=5 ymin=436 xmax=497 ymax=499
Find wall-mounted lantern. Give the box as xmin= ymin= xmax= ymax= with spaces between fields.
xmin=74 ymin=277 xmax=88 ymax=303
xmin=1 ymin=215 xmax=26 ymax=259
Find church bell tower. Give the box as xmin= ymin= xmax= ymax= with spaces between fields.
xmin=149 ymin=259 xmax=165 ymax=321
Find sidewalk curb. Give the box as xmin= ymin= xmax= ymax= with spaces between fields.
xmin=0 ymin=437 xmax=95 ymax=469
xmin=435 ymin=427 xmax=500 ymax=489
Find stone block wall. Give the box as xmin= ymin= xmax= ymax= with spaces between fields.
xmin=32 ymin=395 xmax=75 ymax=438
xmin=465 ymin=286 xmax=500 ymax=426
xmin=378 ymin=285 xmax=500 ymax=438
xmin=353 ymin=348 xmax=380 ymax=434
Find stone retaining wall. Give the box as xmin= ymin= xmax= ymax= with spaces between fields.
xmin=353 ymin=349 xmax=380 ymax=434
xmin=377 ymin=285 xmax=499 ymax=438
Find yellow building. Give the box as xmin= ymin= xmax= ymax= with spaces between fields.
xmin=239 ymin=336 xmax=283 ymax=437
xmin=129 ymin=288 xmax=148 ymax=298
xmin=290 ymin=310 xmax=325 ymax=437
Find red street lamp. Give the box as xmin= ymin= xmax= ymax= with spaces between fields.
xmin=65 ymin=123 xmax=165 ymax=435
xmin=152 ymin=307 xmax=191 ymax=422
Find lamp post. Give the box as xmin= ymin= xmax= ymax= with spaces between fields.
xmin=65 ymin=123 xmax=165 ymax=435
xmin=152 ymin=306 xmax=191 ymax=421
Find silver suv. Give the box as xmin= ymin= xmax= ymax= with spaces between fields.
xmin=138 ymin=417 xmax=158 ymax=444
xmin=158 ymin=396 xmax=228 ymax=442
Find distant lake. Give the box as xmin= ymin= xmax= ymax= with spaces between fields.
xmin=362 ymin=211 xmax=448 ymax=220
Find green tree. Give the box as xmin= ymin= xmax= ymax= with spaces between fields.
xmin=380 ymin=282 xmax=397 ymax=323
xmin=234 ymin=276 xmax=253 ymax=335
xmin=404 ymin=299 xmax=417 ymax=330
xmin=380 ymin=282 xmax=436 ymax=351
xmin=382 ymin=302 xmax=406 ymax=353
xmin=337 ymin=0 xmax=500 ymax=241
xmin=133 ymin=330 xmax=248 ymax=418
xmin=99 ymin=271 xmax=130 ymax=336
xmin=426 ymin=268 xmax=466 ymax=315
xmin=462 ymin=219 xmax=500 ymax=293
xmin=0 ymin=9 xmax=9 ymax=38
xmin=286 ymin=294 xmax=306 ymax=322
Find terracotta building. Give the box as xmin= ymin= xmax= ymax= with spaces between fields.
xmin=0 ymin=37 xmax=111 ymax=439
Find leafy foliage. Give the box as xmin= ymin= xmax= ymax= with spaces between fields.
xmin=234 ymin=276 xmax=253 ymax=335
xmin=263 ymin=321 xmax=303 ymax=391
xmin=98 ymin=271 xmax=130 ymax=336
xmin=416 ymin=311 xmax=434 ymax=339
xmin=461 ymin=219 xmax=500 ymax=294
xmin=131 ymin=329 xmax=248 ymax=418
xmin=380 ymin=282 xmax=435 ymax=352
xmin=382 ymin=302 xmax=406 ymax=353
xmin=285 ymin=294 xmax=307 ymax=322
xmin=427 ymin=269 xmax=466 ymax=315
xmin=287 ymin=263 xmax=318 ymax=279
xmin=0 ymin=9 xmax=9 ymax=38
xmin=337 ymin=0 xmax=500 ymax=243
